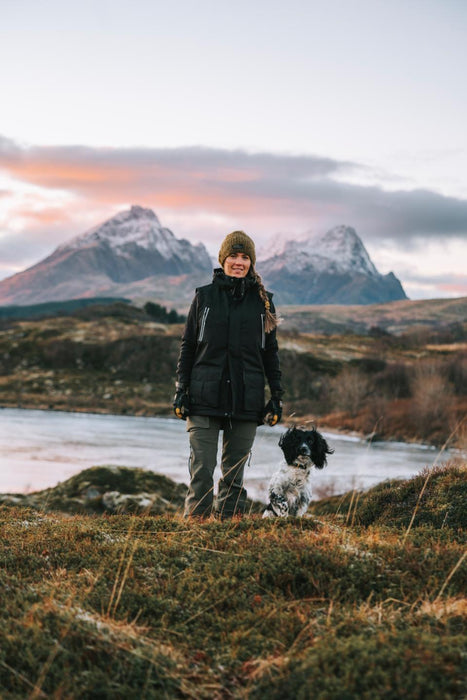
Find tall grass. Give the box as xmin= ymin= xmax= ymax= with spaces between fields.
xmin=1 ymin=461 xmax=465 ymax=698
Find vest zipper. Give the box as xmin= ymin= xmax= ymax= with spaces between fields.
xmin=261 ymin=313 xmax=266 ymax=349
xmin=198 ymin=306 xmax=210 ymax=342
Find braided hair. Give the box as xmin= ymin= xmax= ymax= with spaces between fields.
xmin=251 ymin=269 xmax=281 ymax=333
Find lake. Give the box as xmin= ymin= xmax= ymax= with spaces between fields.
xmin=0 ymin=407 xmax=454 ymax=501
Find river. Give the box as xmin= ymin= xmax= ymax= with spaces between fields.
xmin=0 ymin=407 xmax=454 ymax=501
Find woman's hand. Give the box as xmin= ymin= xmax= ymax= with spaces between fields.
xmin=173 ymin=385 xmax=190 ymax=420
xmin=263 ymin=395 xmax=283 ymax=426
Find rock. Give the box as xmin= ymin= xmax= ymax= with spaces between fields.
xmin=101 ymin=490 xmax=172 ymax=514
xmin=0 ymin=466 xmax=187 ymax=515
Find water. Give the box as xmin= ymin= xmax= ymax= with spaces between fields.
xmin=0 ymin=407 xmax=454 ymax=501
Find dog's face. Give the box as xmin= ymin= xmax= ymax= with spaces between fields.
xmin=279 ymin=426 xmax=333 ymax=470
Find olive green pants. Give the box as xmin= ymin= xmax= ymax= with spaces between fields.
xmin=184 ymin=415 xmax=257 ymax=518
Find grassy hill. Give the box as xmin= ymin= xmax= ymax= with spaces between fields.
xmin=0 ymin=297 xmax=131 ymax=320
xmin=0 ymin=462 xmax=465 ymax=698
xmin=280 ymin=296 xmax=467 ymax=336
xmin=0 ymin=299 xmax=465 ymax=446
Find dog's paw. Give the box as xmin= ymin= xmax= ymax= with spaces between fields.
xmin=262 ymin=508 xmax=276 ymax=519
xmin=270 ymin=493 xmax=289 ymax=517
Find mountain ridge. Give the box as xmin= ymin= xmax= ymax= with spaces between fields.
xmin=0 ymin=207 xmax=407 ymax=306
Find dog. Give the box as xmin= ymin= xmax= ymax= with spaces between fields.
xmin=263 ymin=426 xmax=334 ymax=518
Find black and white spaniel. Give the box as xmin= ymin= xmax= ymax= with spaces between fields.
xmin=263 ymin=426 xmax=334 ymax=518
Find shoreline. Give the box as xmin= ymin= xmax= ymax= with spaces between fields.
xmin=1 ymin=402 xmax=457 ymax=455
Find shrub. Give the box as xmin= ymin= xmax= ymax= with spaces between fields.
xmin=374 ymin=362 xmax=411 ymax=399
xmin=329 ymin=368 xmax=371 ymax=417
xmin=411 ymin=362 xmax=454 ymax=440
xmin=143 ymin=301 xmax=185 ymax=323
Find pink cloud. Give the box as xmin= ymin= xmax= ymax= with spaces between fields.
xmin=1 ymin=138 xmax=465 ymax=247
xmin=438 ymin=278 xmax=467 ymax=294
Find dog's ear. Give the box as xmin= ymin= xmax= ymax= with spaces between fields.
xmin=279 ymin=427 xmax=297 ymax=465
xmin=309 ymin=429 xmax=334 ymax=469
xmin=278 ymin=426 xmax=295 ymax=449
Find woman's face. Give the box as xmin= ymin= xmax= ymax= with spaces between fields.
xmin=223 ymin=252 xmax=251 ymax=278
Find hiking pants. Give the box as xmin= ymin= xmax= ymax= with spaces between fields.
xmin=184 ymin=415 xmax=257 ymax=518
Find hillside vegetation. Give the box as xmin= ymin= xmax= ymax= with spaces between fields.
xmin=1 ymin=300 xmax=465 ymax=447
xmin=280 ymin=296 xmax=467 ymax=336
xmin=0 ymin=462 xmax=465 ymax=698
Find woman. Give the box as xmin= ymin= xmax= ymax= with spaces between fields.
xmin=173 ymin=230 xmax=283 ymax=519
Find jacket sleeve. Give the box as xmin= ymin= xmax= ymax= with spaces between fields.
xmin=175 ymin=294 xmax=199 ymax=387
xmin=262 ymin=297 xmax=283 ymax=396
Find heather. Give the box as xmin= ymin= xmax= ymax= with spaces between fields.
xmin=0 ymin=462 xmax=465 ymax=698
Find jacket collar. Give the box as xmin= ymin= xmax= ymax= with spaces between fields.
xmin=212 ymin=268 xmax=257 ymax=300
xmin=213 ymin=268 xmax=257 ymax=287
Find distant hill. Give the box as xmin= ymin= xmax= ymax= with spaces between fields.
xmin=279 ymin=296 xmax=467 ymax=336
xmin=0 ymin=297 xmax=130 ymax=320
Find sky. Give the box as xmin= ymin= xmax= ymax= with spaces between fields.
xmin=0 ymin=0 xmax=466 ymax=300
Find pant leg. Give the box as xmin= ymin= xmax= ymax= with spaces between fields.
xmin=184 ymin=415 xmax=222 ymax=518
xmin=216 ymin=419 xmax=257 ymax=518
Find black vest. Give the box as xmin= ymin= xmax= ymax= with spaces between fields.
xmin=188 ymin=272 xmax=271 ymax=422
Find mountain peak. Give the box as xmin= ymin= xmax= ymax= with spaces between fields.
xmin=129 ymin=204 xmax=159 ymax=220
xmin=54 ymin=205 xmax=213 ymax=271
xmin=310 ymin=225 xmax=378 ymax=276
xmin=257 ymin=224 xmax=407 ymax=304
xmin=0 ymin=206 xmax=213 ymax=305
xmin=259 ymin=224 xmax=378 ymax=277
xmin=58 ymin=206 xmax=168 ymax=253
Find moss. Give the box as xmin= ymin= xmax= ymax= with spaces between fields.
xmin=309 ymin=462 xmax=467 ymax=531
xmin=0 ymin=503 xmax=465 ymax=698
xmin=249 ymin=630 xmax=466 ymax=699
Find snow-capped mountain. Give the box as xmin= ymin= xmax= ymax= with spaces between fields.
xmin=259 ymin=226 xmax=377 ymax=275
xmin=258 ymin=226 xmax=407 ymax=305
xmin=59 ymin=206 xmax=208 ymax=267
xmin=0 ymin=206 xmax=213 ymax=305
xmin=0 ymin=213 xmax=407 ymax=307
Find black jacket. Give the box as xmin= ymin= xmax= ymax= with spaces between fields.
xmin=176 ymin=269 xmax=282 ymax=423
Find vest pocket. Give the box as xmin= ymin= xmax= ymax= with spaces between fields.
xmin=243 ymin=371 xmax=265 ymax=412
xmin=190 ymin=368 xmax=221 ymax=408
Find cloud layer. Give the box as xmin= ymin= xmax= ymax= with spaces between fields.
xmin=0 ymin=135 xmax=466 ymax=296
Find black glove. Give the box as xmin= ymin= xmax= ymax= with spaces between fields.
xmin=263 ymin=395 xmax=283 ymax=426
xmin=173 ymin=385 xmax=190 ymax=420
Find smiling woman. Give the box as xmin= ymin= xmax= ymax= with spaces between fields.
xmin=223 ymin=252 xmax=251 ymax=277
xmin=173 ymin=230 xmax=283 ymax=519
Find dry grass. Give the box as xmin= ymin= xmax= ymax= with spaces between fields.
xmin=1 ymin=462 xmax=466 ymax=698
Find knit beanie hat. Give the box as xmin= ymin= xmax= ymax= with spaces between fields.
xmin=218 ymin=230 xmax=256 ymax=266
